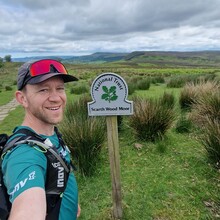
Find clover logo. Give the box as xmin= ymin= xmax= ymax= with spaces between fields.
xmin=101 ymin=86 xmax=118 ymax=103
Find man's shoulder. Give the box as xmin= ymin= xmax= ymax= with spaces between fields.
xmin=3 ymin=141 xmax=46 ymax=163
xmin=3 ymin=126 xmax=47 ymax=165
xmin=7 ymin=126 xmax=36 ymax=142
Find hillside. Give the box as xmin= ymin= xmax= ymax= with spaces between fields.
xmin=12 ymin=52 xmax=128 ymax=63
xmin=124 ymin=51 xmax=220 ymax=67
xmin=65 ymin=52 xmax=128 ymax=63
xmin=12 ymin=51 xmax=220 ymax=67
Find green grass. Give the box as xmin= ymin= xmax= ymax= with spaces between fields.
xmin=0 ymin=62 xmax=18 ymax=105
xmin=0 ymin=62 xmax=220 ymax=219
xmin=136 ymin=84 xmax=181 ymax=100
xmin=2 ymin=106 xmax=219 ymax=219
xmin=0 ymin=106 xmax=24 ymax=134
xmin=76 ymin=131 xmax=219 ymax=220
xmin=0 ymin=89 xmax=16 ymax=106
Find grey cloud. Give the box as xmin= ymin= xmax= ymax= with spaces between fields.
xmin=0 ymin=0 xmax=220 ymax=57
xmin=1 ymin=0 xmax=90 ymax=10
xmin=62 ymin=0 xmax=220 ymax=38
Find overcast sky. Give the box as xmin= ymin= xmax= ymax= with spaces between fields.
xmin=0 ymin=0 xmax=220 ymax=58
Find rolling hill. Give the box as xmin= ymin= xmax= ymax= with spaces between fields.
xmin=12 ymin=51 xmax=220 ymax=67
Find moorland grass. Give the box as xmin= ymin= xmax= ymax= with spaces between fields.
xmin=1 ymin=96 xmax=219 ymax=219
xmin=0 ymin=105 xmax=24 ymax=134
xmin=59 ymin=95 xmax=106 ymax=176
xmin=0 ymin=88 xmax=16 ymax=106
xmin=179 ymin=80 xmax=219 ymax=111
xmin=76 ymin=130 xmax=219 ymax=220
xmin=0 ymin=63 xmax=220 ymax=219
xmin=189 ymin=90 xmax=220 ymax=165
xmin=129 ymin=96 xmax=175 ymax=141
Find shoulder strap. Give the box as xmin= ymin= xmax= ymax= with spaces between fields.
xmin=1 ymin=128 xmax=71 ymax=218
xmin=2 ymin=128 xmax=45 ymax=154
xmin=0 ymin=134 xmax=9 ymax=153
xmin=2 ymin=128 xmax=70 ymax=173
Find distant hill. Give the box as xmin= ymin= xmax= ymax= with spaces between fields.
xmin=123 ymin=51 xmax=220 ymax=67
xmin=12 ymin=56 xmax=71 ymax=63
xmin=12 ymin=52 xmax=128 ymax=63
xmin=65 ymin=52 xmax=128 ymax=63
xmin=12 ymin=51 xmax=220 ymax=67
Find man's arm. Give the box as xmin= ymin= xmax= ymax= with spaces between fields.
xmin=8 ymin=187 xmax=46 ymax=220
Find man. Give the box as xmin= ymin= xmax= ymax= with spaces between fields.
xmin=2 ymin=59 xmax=80 ymax=219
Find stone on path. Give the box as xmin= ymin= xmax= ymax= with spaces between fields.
xmin=0 ymin=99 xmax=19 ymax=122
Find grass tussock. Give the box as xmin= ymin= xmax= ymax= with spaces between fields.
xmin=159 ymin=91 xmax=175 ymax=109
xmin=127 ymin=83 xmax=136 ymax=95
xmin=59 ymin=95 xmax=106 ymax=176
xmin=70 ymin=83 xmax=89 ymax=95
xmin=190 ymin=91 xmax=220 ymax=164
xmin=201 ymin=118 xmax=220 ymax=164
xmin=129 ymin=95 xmax=175 ymax=141
xmin=175 ymin=114 xmax=193 ymax=133
xmin=150 ymin=76 xmax=165 ymax=84
xmin=190 ymin=92 xmax=220 ymax=125
xmin=179 ymin=80 xmax=220 ymax=111
xmin=167 ymin=73 xmax=217 ymax=89
xmin=137 ymin=78 xmax=151 ymax=90
xmin=127 ymin=77 xmax=151 ymax=94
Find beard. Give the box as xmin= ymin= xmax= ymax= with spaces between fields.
xmin=28 ymin=106 xmax=64 ymax=126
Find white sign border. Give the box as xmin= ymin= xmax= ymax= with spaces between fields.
xmin=88 ymin=72 xmax=133 ymax=116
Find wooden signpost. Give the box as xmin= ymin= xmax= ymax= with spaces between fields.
xmin=88 ymin=73 xmax=133 ymax=219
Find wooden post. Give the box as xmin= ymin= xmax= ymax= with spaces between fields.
xmin=106 ymin=116 xmax=122 ymax=219
xmin=88 ymin=73 xmax=133 ymax=218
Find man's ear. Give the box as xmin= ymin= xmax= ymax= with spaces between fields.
xmin=15 ymin=90 xmax=28 ymax=107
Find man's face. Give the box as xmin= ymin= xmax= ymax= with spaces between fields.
xmin=22 ymin=76 xmax=67 ymax=126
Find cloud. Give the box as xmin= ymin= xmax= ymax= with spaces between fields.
xmin=0 ymin=0 xmax=220 ymax=57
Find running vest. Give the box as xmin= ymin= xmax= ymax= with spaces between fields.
xmin=0 ymin=127 xmax=72 ymax=220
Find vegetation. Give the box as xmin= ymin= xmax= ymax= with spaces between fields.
xmin=4 ymin=55 xmax=12 ymax=62
xmin=179 ymin=80 xmax=219 ymax=111
xmin=59 ymin=95 xmax=106 ymax=176
xmin=175 ymin=114 xmax=192 ymax=134
xmin=0 ymin=57 xmax=3 ymax=68
xmin=70 ymin=83 xmax=90 ymax=95
xmin=189 ymin=89 xmax=220 ymax=165
xmin=136 ymin=78 xmax=151 ymax=90
xmin=0 ymin=58 xmax=220 ymax=219
xmin=129 ymin=95 xmax=175 ymax=141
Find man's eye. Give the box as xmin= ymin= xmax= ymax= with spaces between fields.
xmin=58 ymin=87 xmax=65 ymax=91
xmin=39 ymin=89 xmax=48 ymax=93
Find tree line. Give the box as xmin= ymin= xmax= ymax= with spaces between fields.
xmin=0 ymin=55 xmax=12 ymax=67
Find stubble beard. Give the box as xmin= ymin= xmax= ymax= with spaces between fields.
xmin=33 ymin=108 xmax=64 ymax=126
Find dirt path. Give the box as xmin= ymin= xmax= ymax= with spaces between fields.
xmin=0 ymin=99 xmax=19 ymax=122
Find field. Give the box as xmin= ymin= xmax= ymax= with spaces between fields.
xmin=0 ymin=58 xmax=220 ymax=220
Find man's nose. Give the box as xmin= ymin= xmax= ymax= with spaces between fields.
xmin=48 ymin=90 xmax=61 ymax=101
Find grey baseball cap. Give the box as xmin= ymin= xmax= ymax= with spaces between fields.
xmin=17 ymin=59 xmax=78 ymax=90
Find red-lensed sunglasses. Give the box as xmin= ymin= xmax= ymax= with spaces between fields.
xmin=20 ymin=59 xmax=68 ymax=90
xmin=29 ymin=59 xmax=68 ymax=76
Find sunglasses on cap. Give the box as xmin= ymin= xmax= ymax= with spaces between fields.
xmin=29 ymin=59 xmax=68 ymax=76
xmin=19 ymin=59 xmax=71 ymax=90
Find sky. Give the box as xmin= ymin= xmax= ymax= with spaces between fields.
xmin=0 ymin=0 xmax=220 ymax=58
